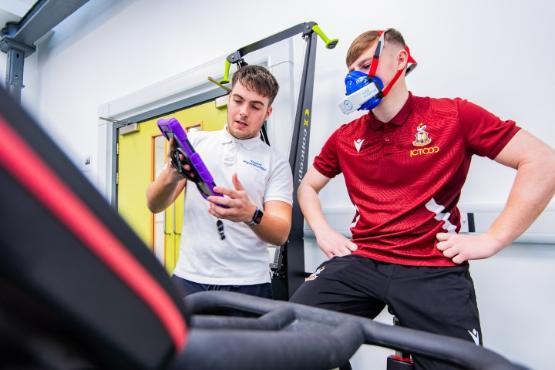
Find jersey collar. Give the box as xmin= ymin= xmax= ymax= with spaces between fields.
xmin=367 ymin=92 xmax=414 ymax=130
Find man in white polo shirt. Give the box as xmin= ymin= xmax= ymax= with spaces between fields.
xmin=147 ymin=65 xmax=293 ymax=299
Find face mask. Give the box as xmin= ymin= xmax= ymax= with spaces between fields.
xmin=340 ymin=71 xmax=385 ymax=113
xmin=339 ymin=30 xmax=417 ymax=115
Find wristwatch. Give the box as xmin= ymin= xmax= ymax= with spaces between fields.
xmin=246 ymin=208 xmax=264 ymax=226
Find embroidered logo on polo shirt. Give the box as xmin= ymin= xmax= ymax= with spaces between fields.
xmin=243 ymin=159 xmax=267 ymax=172
xmin=412 ymin=123 xmax=432 ymax=147
xmin=354 ymin=139 xmax=365 ymax=152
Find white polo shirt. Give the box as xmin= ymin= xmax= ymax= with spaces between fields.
xmin=173 ymin=127 xmax=293 ymax=285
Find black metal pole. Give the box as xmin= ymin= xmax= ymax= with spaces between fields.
xmin=4 ymin=46 xmax=25 ymax=103
xmin=282 ymin=30 xmax=318 ymax=297
xmin=1 ymin=38 xmax=34 ymax=103
xmin=213 ymin=22 xmax=336 ymax=299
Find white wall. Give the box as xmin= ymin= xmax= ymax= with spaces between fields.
xmin=13 ymin=0 xmax=555 ymax=368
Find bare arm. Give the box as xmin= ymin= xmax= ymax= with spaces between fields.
xmin=146 ymin=150 xmax=187 ymax=213
xmin=488 ymin=130 xmax=555 ymax=243
xmin=147 ymin=138 xmax=195 ymax=213
xmin=437 ymin=130 xmax=555 ymax=263
xmin=298 ymin=166 xmax=332 ymax=232
xmin=250 ymin=200 xmax=292 ymax=246
xmin=146 ymin=165 xmax=186 ymax=213
xmin=298 ymin=166 xmax=357 ymax=258
xmin=207 ymin=174 xmax=291 ymax=246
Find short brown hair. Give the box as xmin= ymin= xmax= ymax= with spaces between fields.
xmin=231 ymin=65 xmax=279 ymax=105
xmin=346 ymin=28 xmax=407 ymax=67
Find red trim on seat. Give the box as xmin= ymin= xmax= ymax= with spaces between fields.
xmin=0 ymin=115 xmax=187 ymax=351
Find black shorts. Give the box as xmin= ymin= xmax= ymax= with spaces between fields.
xmin=290 ymin=255 xmax=482 ymax=370
xmin=171 ymin=275 xmax=272 ymax=299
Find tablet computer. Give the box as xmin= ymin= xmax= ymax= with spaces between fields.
xmin=157 ymin=118 xmax=221 ymax=200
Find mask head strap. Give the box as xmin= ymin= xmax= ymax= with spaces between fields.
xmin=368 ymin=30 xmax=386 ymax=78
xmin=369 ymin=29 xmax=418 ymax=97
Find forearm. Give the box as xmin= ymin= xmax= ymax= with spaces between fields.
xmin=250 ymin=213 xmax=291 ymax=246
xmin=298 ymin=182 xmax=333 ymax=234
xmin=146 ymin=166 xmax=185 ymax=213
xmin=488 ymin=159 xmax=555 ymax=248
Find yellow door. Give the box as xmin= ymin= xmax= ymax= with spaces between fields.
xmin=117 ymin=99 xmax=227 ymax=273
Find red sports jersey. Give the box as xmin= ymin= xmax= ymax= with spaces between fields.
xmin=314 ymin=93 xmax=520 ymax=266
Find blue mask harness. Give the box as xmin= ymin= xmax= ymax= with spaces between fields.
xmin=339 ymin=30 xmax=417 ymax=114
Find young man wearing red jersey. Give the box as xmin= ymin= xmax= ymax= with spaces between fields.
xmin=290 ymin=28 xmax=555 ymax=369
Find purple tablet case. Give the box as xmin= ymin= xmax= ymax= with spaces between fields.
xmin=157 ymin=118 xmax=221 ymax=199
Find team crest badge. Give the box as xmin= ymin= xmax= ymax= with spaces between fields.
xmin=412 ymin=123 xmax=432 ymax=147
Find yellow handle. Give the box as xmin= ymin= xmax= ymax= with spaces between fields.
xmin=312 ymin=24 xmax=338 ymax=49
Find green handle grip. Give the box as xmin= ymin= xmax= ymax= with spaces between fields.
xmin=312 ymin=24 xmax=338 ymax=49
xmin=220 ymin=59 xmax=231 ymax=84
